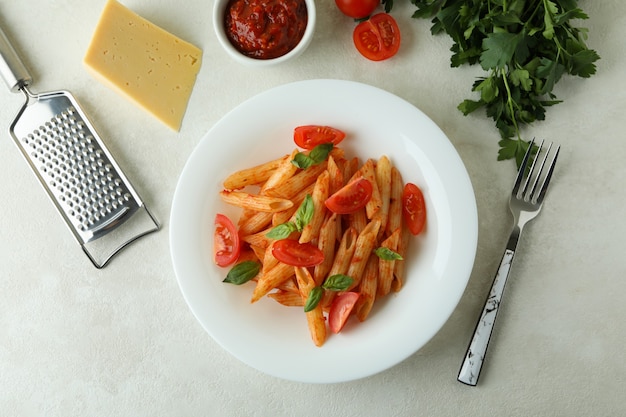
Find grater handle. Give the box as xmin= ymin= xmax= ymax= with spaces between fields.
xmin=0 ymin=24 xmax=32 ymax=93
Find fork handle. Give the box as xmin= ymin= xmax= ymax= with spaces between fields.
xmin=457 ymin=227 xmax=520 ymax=386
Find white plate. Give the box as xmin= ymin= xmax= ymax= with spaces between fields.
xmin=170 ymin=79 xmax=477 ymax=383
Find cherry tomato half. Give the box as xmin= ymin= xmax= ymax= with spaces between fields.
xmin=353 ymin=13 xmax=401 ymax=61
xmin=293 ymin=125 xmax=346 ymax=150
xmin=214 ymin=213 xmax=241 ymax=267
xmin=335 ymin=0 xmax=379 ymax=19
xmin=325 ymin=178 xmax=373 ymax=214
xmin=402 ymin=183 xmax=427 ymax=235
xmin=272 ymin=239 xmax=325 ymax=267
xmin=329 ymin=291 xmax=360 ymax=333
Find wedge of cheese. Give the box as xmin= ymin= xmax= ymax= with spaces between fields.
xmin=84 ymin=0 xmax=202 ymax=131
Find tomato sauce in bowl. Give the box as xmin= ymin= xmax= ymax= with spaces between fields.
xmin=224 ymin=0 xmax=308 ymax=60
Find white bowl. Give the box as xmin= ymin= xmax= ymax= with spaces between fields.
xmin=170 ymin=80 xmax=478 ymax=383
xmin=213 ymin=0 xmax=316 ymax=67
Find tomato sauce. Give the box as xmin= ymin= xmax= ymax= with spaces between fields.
xmin=224 ymin=0 xmax=308 ymax=59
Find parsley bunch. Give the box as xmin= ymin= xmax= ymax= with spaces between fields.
xmin=410 ymin=0 xmax=600 ymax=165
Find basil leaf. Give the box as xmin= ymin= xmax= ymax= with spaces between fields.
xmin=309 ymin=143 xmax=333 ymax=161
xmin=375 ymin=247 xmax=404 ymax=261
xmin=291 ymin=143 xmax=334 ymax=169
xmin=304 ymin=286 xmax=323 ymax=312
xmin=266 ymin=222 xmax=297 ymax=240
xmin=223 ymin=261 xmax=261 ymax=285
xmin=322 ymin=274 xmax=353 ymax=291
xmin=295 ymin=194 xmax=314 ymax=232
xmin=291 ymin=152 xmax=315 ymax=169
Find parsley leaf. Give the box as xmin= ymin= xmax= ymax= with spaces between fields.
xmin=410 ymin=0 xmax=600 ymax=165
xmin=480 ymin=32 xmax=524 ymax=70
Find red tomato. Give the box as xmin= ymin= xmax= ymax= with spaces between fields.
xmin=293 ymin=125 xmax=346 ymax=150
xmin=329 ymin=292 xmax=360 ymax=333
xmin=214 ymin=213 xmax=241 ymax=267
xmin=272 ymin=239 xmax=325 ymax=267
xmin=335 ymin=0 xmax=379 ymax=19
xmin=325 ymin=178 xmax=373 ymax=214
xmin=353 ymin=13 xmax=401 ymax=61
xmin=402 ymin=183 xmax=427 ymax=235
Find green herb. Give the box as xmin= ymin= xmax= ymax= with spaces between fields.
xmin=304 ymin=286 xmax=324 ymax=312
xmin=304 ymin=274 xmax=354 ymax=311
xmin=291 ymin=143 xmax=334 ymax=169
xmin=266 ymin=194 xmax=314 ymax=239
xmin=410 ymin=0 xmax=599 ymax=166
xmin=295 ymin=194 xmax=314 ymax=231
xmin=322 ymin=274 xmax=354 ymax=291
xmin=223 ymin=260 xmax=261 ymax=285
xmin=374 ymin=247 xmax=404 ymax=261
xmin=266 ymin=222 xmax=298 ymax=240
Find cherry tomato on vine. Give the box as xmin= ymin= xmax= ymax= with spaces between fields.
xmin=402 ymin=183 xmax=427 ymax=235
xmin=325 ymin=178 xmax=373 ymax=214
xmin=293 ymin=125 xmax=346 ymax=150
xmin=353 ymin=13 xmax=401 ymax=61
xmin=214 ymin=213 xmax=241 ymax=267
xmin=329 ymin=292 xmax=360 ymax=333
xmin=272 ymin=239 xmax=325 ymax=267
xmin=335 ymin=0 xmax=379 ymax=19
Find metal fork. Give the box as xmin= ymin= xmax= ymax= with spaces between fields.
xmin=457 ymin=139 xmax=560 ymax=386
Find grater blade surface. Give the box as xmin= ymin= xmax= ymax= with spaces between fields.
xmin=9 ymin=89 xmax=159 ymax=268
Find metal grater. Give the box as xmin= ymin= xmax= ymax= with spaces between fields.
xmin=1 ymin=24 xmax=159 ymax=268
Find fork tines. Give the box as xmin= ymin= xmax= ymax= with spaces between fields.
xmin=515 ymin=139 xmax=561 ymax=205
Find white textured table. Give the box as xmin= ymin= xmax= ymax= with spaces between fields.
xmin=1 ymin=1 xmax=624 ymax=415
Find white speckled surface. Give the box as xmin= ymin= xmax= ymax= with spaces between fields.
xmin=1 ymin=1 xmax=624 ymax=415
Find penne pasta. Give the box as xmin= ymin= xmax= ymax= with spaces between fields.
xmin=377 ymin=228 xmax=401 ymax=297
xmin=272 ymin=183 xmax=315 ymax=226
xmin=251 ymin=262 xmax=294 ymax=303
xmin=300 ymin=170 xmax=330 ymax=244
xmin=238 ymin=210 xmax=273 ymax=236
xmin=220 ymin=190 xmax=294 ymax=212
xmin=387 ymin=166 xmax=403 ymax=236
xmin=261 ymin=241 xmax=280 ymax=274
xmin=223 ymin=154 xmax=288 ymax=190
xmin=327 ymin=155 xmax=344 ymax=195
xmin=355 ymin=254 xmax=378 ymax=322
xmin=248 ymin=244 xmax=266 ymax=262
xmin=375 ymin=155 xmax=392 ymax=240
xmin=313 ymin=212 xmax=339 ymax=285
xmin=343 ymin=157 xmax=360 ymax=185
xmin=242 ymin=226 xmax=274 ymax=249
xmin=295 ymin=267 xmax=326 ymax=347
xmin=392 ymin=226 xmax=411 ymax=292
xmin=236 ymin=247 xmax=260 ymax=264
xmin=359 ymin=159 xmax=382 ymax=219
xmin=320 ymin=226 xmax=358 ymax=308
xmin=260 ymin=149 xmax=299 ymax=193
xmin=263 ymin=162 xmax=328 ymax=198
xmin=268 ymin=290 xmax=304 ymax=307
xmin=214 ymin=130 xmax=424 ymax=347
xmin=277 ymin=276 xmax=299 ymax=293
xmin=347 ymin=206 xmax=368 ymax=234
xmin=346 ymin=218 xmax=381 ymax=290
